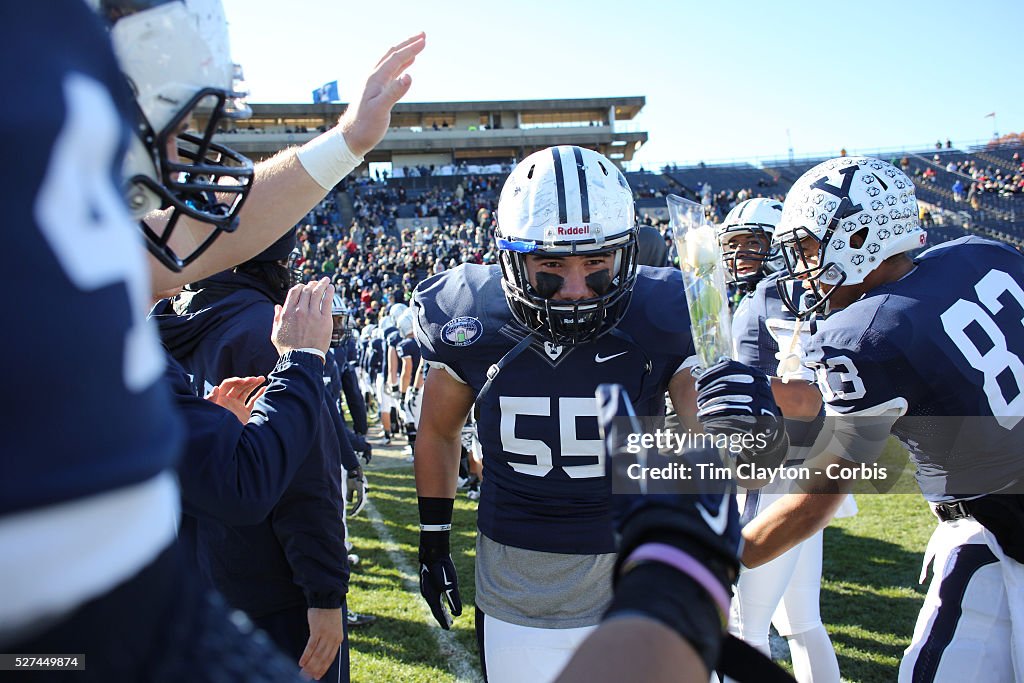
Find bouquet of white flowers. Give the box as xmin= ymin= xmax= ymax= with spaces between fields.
xmin=668 ymin=194 xmax=732 ymax=370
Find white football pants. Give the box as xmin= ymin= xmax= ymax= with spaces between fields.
xmin=480 ymin=612 xmax=596 ymax=683
xmin=899 ymin=516 xmax=1024 ymax=682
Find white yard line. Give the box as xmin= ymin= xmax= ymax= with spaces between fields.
xmin=363 ymin=498 xmax=481 ymax=683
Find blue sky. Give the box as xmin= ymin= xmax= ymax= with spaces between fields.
xmin=223 ymin=0 xmax=1022 ymax=168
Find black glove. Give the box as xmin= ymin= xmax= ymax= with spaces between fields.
xmin=418 ymin=497 xmax=462 ymax=629
xmin=695 ymin=360 xmax=788 ymax=477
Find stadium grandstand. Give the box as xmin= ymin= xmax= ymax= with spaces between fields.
xmin=200 ymin=95 xmax=1023 ymax=260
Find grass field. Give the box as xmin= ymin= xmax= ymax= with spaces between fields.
xmin=346 ymin=440 xmax=935 ymax=683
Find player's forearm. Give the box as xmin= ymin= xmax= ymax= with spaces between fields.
xmin=151 ymin=150 xmax=327 ymax=292
xmin=769 ymin=377 xmax=822 ymax=420
xmin=400 ymin=364 xmax=412 ymax=393
xmin=555 ymin=617 xmax=706 ymax=683
xmin=740 ymin=490 xmax=846 ymax=567
xmin=388 ymin=352 xmax=400 ymax=385
xmin=413 ymin=431 xmax=461 ymax=498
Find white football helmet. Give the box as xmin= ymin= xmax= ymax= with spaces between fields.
xmin=397 ymin=310 xmax=415 ymax=338
xmin=495 ymin=145 xmax=638 ymax=345
xmin=94 ymin=0 xmax=254 ymax=271
xmin=389 ymin=302 xmax=409 ymax=319
xmin=330 ymin=294 xmax=351 ymax=348
xmin=717 ymin=198 xmax=784 ymax=292
xmin=379 ymin=314 xmax=396 ymax=332
xmin=774 ymin=156 xmax=926 ymax=316
xmin=361 ymin=324 xmax=376 ymax=342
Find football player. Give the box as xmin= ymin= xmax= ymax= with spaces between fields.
xmin=372 ymin=314 xmax=398 ymax=443
xmin=328 ymin=295 xmax=372 ymax=462
xmin=719 ymin=198 xmax=783 ymax=309
xmin=335 ymin=300 xmax=371 ymax=439
xmin=326 ymin=294 xmax=377 ymax=630
xmin=385 ymin=304 xmax=410 ymax=450
xmin=719 ymin=199 xmax=843 ymax=682
xmin=396 ymin=310 xmax=423 ymax=456
xmin=730 ymin=156 xmax=1024 ymax=681
xmin=412 ymin=146 xmax=705 ymax=682
xmin=4 ymin=0 xmax=422 ymax=678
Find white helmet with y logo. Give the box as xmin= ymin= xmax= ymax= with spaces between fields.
xmin=774 ymin=156 xmax=925 ymax=316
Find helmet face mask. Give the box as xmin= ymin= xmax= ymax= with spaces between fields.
xmin=286 ymin=249 xmax=304 ymax=287
xmin=101 ymin=0 xmax=254 ymax=272
xmin=717 ymin=198 xmax=784 ymax=293
xmin=774 ymin=217 xmax=851 ymax=318
xmin=496 ymin=146 xmax=639 ymax=346
xmin=330 ymin=294 xmax=350 ymax=347
xmin=720 ymin=227 xmax=774 ymax=291
xmin=497 ymin=245 xmax=637 ymax=346
xmin=774 ymin=156 xmax=926 ymax=317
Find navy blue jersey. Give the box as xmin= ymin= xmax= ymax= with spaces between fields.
xmin=732 ymin=272 xmax=807 ymax=376
xmin=385 ymin=328 xmax=401 ymax=348
xmin=806 ymin=236 xmax=1024 ymax=500
xmin=414 ymin=264 xmax=695 ymax=554
xmin=397 ymin=337 xmax=422 ymax=376
xmin=3 ymin=1 xmax=182 ymax=515
xmin=345 ymin=336 xmax=359 ymax=368
xmin=368 ymin=337 xmax=385 ymax=377
xmin=324 ymin=352 xmax=360 ymax=471
xmin=332 ymin=346 xmax=368 ymax=435
xmin=732 ymin=272 xmax=822 ymax=446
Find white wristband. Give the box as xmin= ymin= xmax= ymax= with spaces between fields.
xmin=296 ymin=127 xmax=364 ymax=191
xmin=419 ymin=523 xmax=452 ymax=532
xmin=292 ymin=347 xmax=326 ymax=361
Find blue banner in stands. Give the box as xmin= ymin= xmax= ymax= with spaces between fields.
xmin=312 ymin=80 xmax=339 ymax=104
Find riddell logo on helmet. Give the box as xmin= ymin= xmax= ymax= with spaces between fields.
xmin=557 ymin=225 xmax=590 ymax=236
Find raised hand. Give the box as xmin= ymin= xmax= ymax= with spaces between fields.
xmin=340 ymin=33 xmax=427 ymax=157
xmin=271 ymin=278 xmax=334 ymax=356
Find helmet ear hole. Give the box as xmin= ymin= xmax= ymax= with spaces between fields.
xmin=850 ymin=227 xmax=869 ymax=249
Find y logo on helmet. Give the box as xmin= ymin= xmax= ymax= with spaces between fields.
xmin=441 ymin=317 xmax=483 ymax=347
xmin=811 ymin=165 xmax=863 ymax=218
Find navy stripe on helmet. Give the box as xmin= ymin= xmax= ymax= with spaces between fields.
xmin=572 ymin=146 xmax=591 ymax=223
xmin=551 ymin=147 xmax=568 ymax=224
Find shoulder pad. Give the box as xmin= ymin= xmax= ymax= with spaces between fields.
xmin=412 ymin=264 xmax=511 ymax=380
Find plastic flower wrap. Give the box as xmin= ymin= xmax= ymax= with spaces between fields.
xmin=668 ymin=194 xmax=733 ymax=370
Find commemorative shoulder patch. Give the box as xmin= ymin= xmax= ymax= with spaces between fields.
xmin=440 ymin=316 xmax=483 ymax=347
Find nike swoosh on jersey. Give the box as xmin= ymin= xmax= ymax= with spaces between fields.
xmin=697 ymin=494 xmax=730 ymax=535
xmin=595 ymin=351 xmax=628 ymax=363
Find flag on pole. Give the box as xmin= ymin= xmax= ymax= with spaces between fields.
xmin=312 ymin=80 xmax=339 ymax=104
xmin=984 ymin=112 xmax=996 ymax=118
